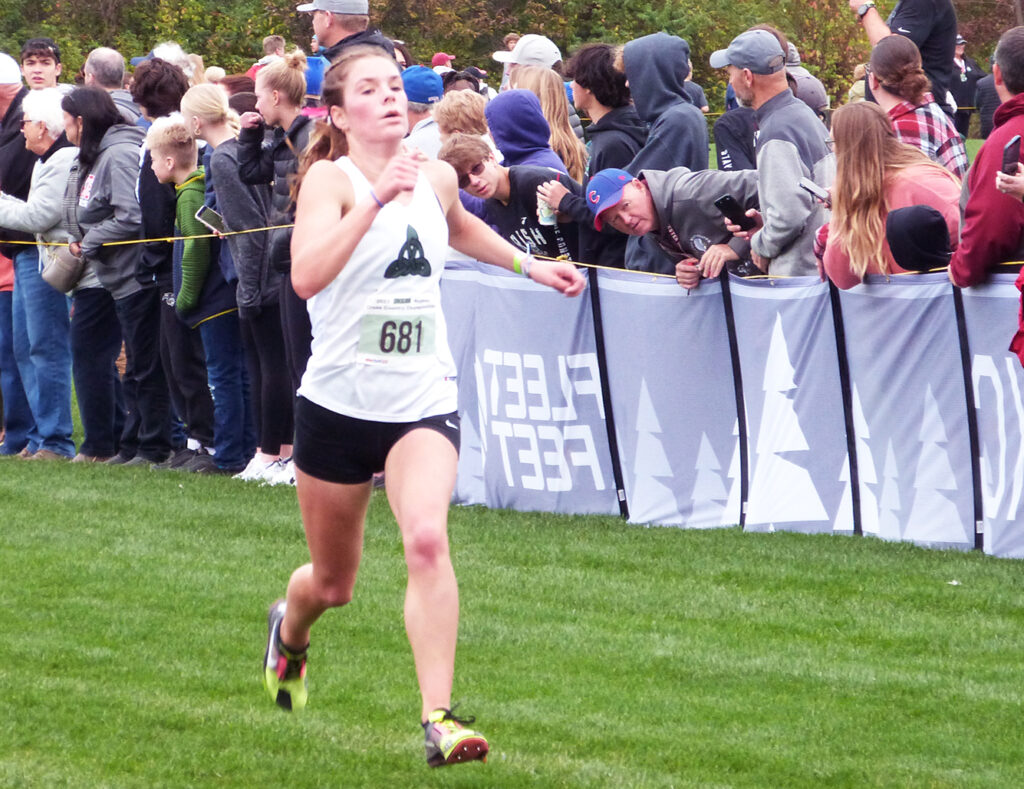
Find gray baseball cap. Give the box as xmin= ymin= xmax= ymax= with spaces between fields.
xmin=296 ymin=0 xmax=368 ymax=13
xmin=709 ymin=30 xmax=786 ymax=75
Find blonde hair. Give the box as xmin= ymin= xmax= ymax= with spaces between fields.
xmin=257 ymin=49 xmax=307 ymax=108
xmin=145 ymin=112 xmax=197 ymax=170
xmin=187 ymin=54 xmax=206 ymax=85
xmin=830 ymin=102 xmax=959 ymax=278
xmin=513 ymin=65 xmax=588 ymax=182
xmin=180 ymin=83 xmax=241 ymax=136
xmin=433 ymin=89 xmax=488 ymax=136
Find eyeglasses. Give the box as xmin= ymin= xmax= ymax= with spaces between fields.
xmin=457 ymin=161 xmax=486 ymax=189
xmin=21 ymin=118 xmax=37 ymax=127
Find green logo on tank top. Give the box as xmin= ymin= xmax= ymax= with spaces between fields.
xmin=384 ymin=226 xmax=431 ymax=278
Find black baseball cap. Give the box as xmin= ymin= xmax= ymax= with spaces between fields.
xmin=885 ymin=206 xmax=952 ymax=272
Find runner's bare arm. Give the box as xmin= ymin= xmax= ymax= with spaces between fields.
xmin=291 ymin=154 xmax=420 ymax=299
xmin=424 ymin=160 xmax=586 ymax=297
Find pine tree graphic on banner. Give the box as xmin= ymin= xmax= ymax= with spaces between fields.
xmin=878 ymin=439 xmax=902 ymax=540
xmin=905 ymin=385 xmax=960 ymax=543
xmin=835 ymin=384 xmax=880 ymax=534
xmin=630 ymin=378 xmax=684 ymax=524
xmin=689 ymin=432 xmax=729 ymax=528
xmin=746 ymin=314 xmax=827 ymax=528
xmin=725 ymin=418 xmax=742 ymax=523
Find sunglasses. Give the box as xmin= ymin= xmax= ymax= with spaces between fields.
xmin=457 ymin=161 xmax=486 ymax=189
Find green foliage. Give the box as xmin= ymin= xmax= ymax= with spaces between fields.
xmin=0 ymin=1 xmax=1007 ymax=111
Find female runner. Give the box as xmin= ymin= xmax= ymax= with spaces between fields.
xmin=262 ymin=46 xmax=584 ymax=768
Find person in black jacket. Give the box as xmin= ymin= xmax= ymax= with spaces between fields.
xmin=131 ymin=57 xmax=215 ymax=469
xmin=297 ymin=0 xmax=394 ymax=63
xmin=951 ymin=34 xmax=985 ymax=137
xmin=537 ymin=43 xmax=646 ymax=269
xmin=238 ymin=50 xmax=315 ymax=395
xmin=976 ymin=71 xmax=999 ymax=139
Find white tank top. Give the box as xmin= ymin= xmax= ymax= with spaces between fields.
xmin=297 ymin=156 xmax=457 ymax=422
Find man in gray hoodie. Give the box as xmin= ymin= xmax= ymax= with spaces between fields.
xmin=586 ymin=166 xmax=759 ymax=290
xmin=711 ymin=29 xmax=834 ymax=276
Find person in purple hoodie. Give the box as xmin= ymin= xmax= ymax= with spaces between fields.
xmin=484 ymin=89 xmax=568 ymax=174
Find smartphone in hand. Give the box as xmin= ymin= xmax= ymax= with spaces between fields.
xmin=714 ymin=194 xmax=756 ymax=231
xmin=1002 ymin=134 xmax=1021 ymax=176
xmin=798 ymin=176 xmax=832 ymax=208
xmin=194 ymin=205 xmax=226 ymax=234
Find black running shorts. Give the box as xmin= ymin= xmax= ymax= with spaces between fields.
xmin=293 ymin=396 xmax=460 ymax=484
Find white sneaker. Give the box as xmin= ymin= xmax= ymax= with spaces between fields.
xmin=260 ymin=458 xmax=296 ymax=487
xmin=234 ymin=455 xmax=272 ymax=482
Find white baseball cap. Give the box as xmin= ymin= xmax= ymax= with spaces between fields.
xmin=492 ymin=34 xmax=561 ymax=68
xmin=296 ymin=0 xmax=368 ymax=13
xmin=0 ymin=53 xmax=22 ymax=85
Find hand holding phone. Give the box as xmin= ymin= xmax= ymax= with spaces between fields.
xmin=195 ymin=205 xmax=226 ymax=234
xmin=1002 ymin=134 xmax=1021 ymax=177
xmin=798 ymin=176 xmax=832 ymax=208
xmin=714 ymin=194 xmax=756 ymax=231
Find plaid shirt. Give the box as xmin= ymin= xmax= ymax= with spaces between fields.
xmin=888 ymin=94 xmax=970 ymax=179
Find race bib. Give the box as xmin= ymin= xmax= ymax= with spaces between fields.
xmin=357 ymin=295 xmax=437 ymax=365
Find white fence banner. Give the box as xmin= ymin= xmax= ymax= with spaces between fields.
xmin=441 ymin=261 xmax=1024 ymax=557
xmin=440 ymin=258 xmax=486 ymax=506
xmin=721 ymin=276 xmax=848 ymax=534
xmin=444 ymin=260 xmax=619 ymax=515
xmin=838 ymin=274 xmax=974 ymax=549
xmin=596 ymin=270 xmax=740 ymax=528
xmin=960 ymin=275 xmax=1024 ymax=557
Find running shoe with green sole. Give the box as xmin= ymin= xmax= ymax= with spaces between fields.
xmin=263 ymin=599 xmax=308 ymax=711
xmin=424 ymin=707 xmax=489 ymax=767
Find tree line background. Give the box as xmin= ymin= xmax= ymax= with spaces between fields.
xmin=0 ymin=0 xmax=1014 ymax=109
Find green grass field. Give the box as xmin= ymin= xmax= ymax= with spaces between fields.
xmin=2 ymin=458 xmax=1023 ymax=787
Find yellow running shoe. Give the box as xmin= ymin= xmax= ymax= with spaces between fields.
xmin=423 ymin=707 xmax=489 ymax=767
xmin=262 ymin=599 xmax=308 ymax=711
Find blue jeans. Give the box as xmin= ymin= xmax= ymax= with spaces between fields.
xmin=71 ymin=287 xmax=125 ymax=458
xmin=199 ymin=312 xmax=255 ymax=470
xmin=11 ymin=249 xmax=74 ymax=456
xmin=0 ymin=289 xmax=33 ymax=454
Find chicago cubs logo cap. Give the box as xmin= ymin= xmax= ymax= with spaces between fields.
xmin=587 ymin=168 xmax=633 ymax=231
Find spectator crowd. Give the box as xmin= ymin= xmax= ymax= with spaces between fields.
xmin=2 ymin=0 xmax=1023 ymax=473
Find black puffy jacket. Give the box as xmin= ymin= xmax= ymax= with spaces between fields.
xmin=237 ymin=113 xmax=314 ymax=273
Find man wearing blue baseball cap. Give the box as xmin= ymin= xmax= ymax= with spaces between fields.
xmin=296 ymin=0 xmax=394 ymax=62
xmin=403 ymin=65 xmax=444 ymax=158
xmin=710 ymin=29 xmax=834 ymax=276
xmin=587 ymin=166 xmax=759 ymax=290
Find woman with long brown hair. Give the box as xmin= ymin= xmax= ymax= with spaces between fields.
xmin=868 ymin=34 xmax=969 ymax=178
xmin=261 ymin=45 xmax=584 ymax=767
xmin=512 ymin=65 xmax=589 ymax=182
xmin=822 ymin=101 xmax=961 ymax=289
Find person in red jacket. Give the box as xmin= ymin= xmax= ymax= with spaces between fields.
xmin=949 ymin=26 xmax=1024 ymax=290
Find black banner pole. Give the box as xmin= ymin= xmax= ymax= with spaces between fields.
xmin=587 ymin=267 xmax=629 ymax=519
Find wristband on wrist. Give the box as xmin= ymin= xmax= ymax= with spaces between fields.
xmin=512 ymin=252 xmax=534 ymax=277
xmin=369 ymin=189 xmax=385 ymax=209
xmin=857 ymin=1 xmax=875 ymax=18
